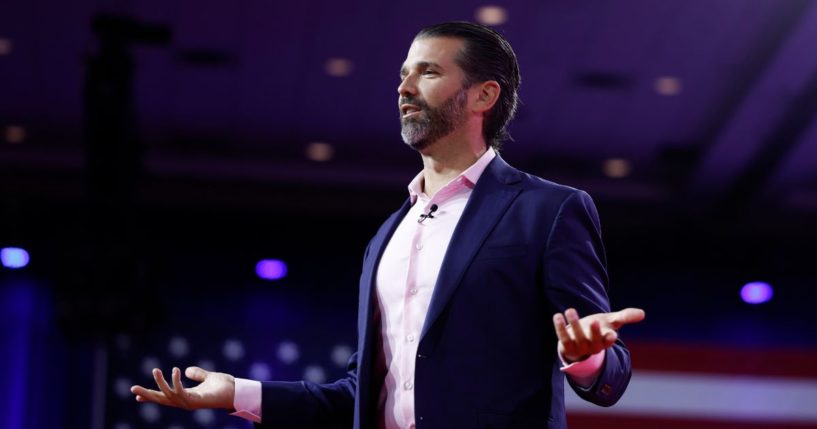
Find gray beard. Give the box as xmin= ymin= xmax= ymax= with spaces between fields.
xmin=400 ymin=88 xmax=468 ymax=151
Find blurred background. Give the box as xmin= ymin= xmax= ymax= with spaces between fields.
xmin=2 ymin=0 xmax=817 ymax=428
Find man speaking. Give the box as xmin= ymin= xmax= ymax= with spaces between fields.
xmin=132 ymin=21 xmax=645 ymax=429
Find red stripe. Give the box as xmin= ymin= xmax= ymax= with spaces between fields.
xmin=568 ymin=413 xmax=817 ymax=429
xmin=628 ymin=341 xmax=817 ymax=378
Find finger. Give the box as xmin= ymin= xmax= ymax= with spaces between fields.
xmin=131 ymin=385 xmax=170 ymax=406
xmin=153 ymin=368 xmax=176 ymax=400
xmin=131 ymin=385 xmax=158 ymax=398
xmin=603 ymin=330 xmax=618 ymax=348
xmin=589 ymin=320 xmax=603 ymax=344
xmin=552 ymin=313 xmax=571 ymax=344
xmin=172 ymin=367 xmax=185 ymax=395
xmin=185 ymin=366 xmax=208 ymax=382
xmin=565 ymin=308 xmax=587 ymax=342
xmin=609 ymin=308 xmax=646 ymax=329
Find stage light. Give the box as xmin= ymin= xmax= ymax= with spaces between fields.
xmin=741 ymin=281 xmax=773 ymax=304
xmin=249 ymin=362 xmax=272 ymax=381
xmin=197 ymin=359 xmax=215 ymax=371
xmin=304 ymin=365 xmax=327 ymax=383
xmin=5 ymin=126 xmax=26 ymax=144
xmin=1 ymin=247 xmax=30 ymax=269
xmin=168 ymin=336 xmax=189 ymax=358
xmin=655 ymin=76 xmax=682 ymax=96
xmin=222 ymin=338 xmax=245 ymax=361
xmin=0 ymin=38 xmax=11 ymax=56
xmin=114 ymin=377 xmax=132 ymax=399
xmin=277 ymin=341 xmax=300 ymax=364
xmin=139 ymin=403 xmax=160 ymax=423
xmin=325 ymin=57 xmax=354 ymax=77
xmin=140 ymin=356 xmax=160 ymax=376
xmin=256 ymin=259 xmax=288 ymax=280
xmin=331 ymin=344 xmax=354 ymax=368
xmin=193 ymin=409 xmax=215 ymax=425
xmin=475 ymin=6 xmax=508 ymax=26
xmin=602 ymin=158 xmax=632 ymax=178
xmin=306 ymin=142 xmax=334 ymax=162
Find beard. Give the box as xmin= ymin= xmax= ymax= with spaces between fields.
xmin=400 ymin=87 xmax=468 ymax=151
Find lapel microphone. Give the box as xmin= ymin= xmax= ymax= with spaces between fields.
xmin=418 ymin=204 xmax=439 ymax=223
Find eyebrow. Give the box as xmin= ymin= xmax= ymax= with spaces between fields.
xmin=400 ymin=61 xmax=443 ymax=78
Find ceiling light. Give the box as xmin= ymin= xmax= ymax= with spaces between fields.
xmin=256 ymin=259 xmax=288 ymax=281
xmin=740 ymin=281 xmax=773 ymax=304
xmin=602 ymin=158 xmax=632 ymax=178
xmin=475 ymin=6 xmax=508 ymax=26
xmin=306 ymin=142 xmax=334 ymax=162
xmin=654 ymin=76 xmax=682 ymax=96
xmin=1 ymin=247 xmax=30 ymax=269
xmin=325 ymin=58 xmax=354 ymax=77
xmin=5 ymin=126 xmax=25 ymax=144
xmin=0 ymin=38 xmax=11 ymax=56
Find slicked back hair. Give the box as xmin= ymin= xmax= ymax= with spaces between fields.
xmin=415 ymin=21 xmax=521 ymax=149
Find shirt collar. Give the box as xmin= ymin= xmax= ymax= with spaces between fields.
xmin=407 ymin=147 xmax=497 ymax=203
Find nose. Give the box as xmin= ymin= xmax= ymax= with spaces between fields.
xmin=398 ymin=74 xmax=417 ymax=97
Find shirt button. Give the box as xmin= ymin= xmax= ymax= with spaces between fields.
xmin=415 ymin=242 xmax=423 ymax=250
xmin=409 ymin=288 xmax=418 ymax=295
xmin=404 ymin=381 xmax=413 ymax=390
xmin=406 ymin=334 xmax=415 ymax=342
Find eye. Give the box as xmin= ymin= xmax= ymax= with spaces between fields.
xmin=422 ymin=70 xmax=438 ymax=76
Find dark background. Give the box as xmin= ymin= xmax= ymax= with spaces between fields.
xmin=2 ymin=0 xmax=817 ymax=428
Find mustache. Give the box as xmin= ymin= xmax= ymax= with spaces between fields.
xmin=398 ymin=97 xmax=429 ymax=110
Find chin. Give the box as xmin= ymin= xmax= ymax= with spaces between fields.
xmin=402 ymin=135 xmax=430 ymax=152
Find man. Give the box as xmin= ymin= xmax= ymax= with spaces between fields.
xmin=132 ymin=21 xmax=645 ymax=428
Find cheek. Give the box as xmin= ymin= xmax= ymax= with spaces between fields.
xmin=420 ymin=83 xmax=455 ymax=105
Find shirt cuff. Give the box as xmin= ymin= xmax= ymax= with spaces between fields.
xmin=230 ymin=378 xmax=262 ymax=423
xmin=559 ymin=348 xmax=605 ymax=389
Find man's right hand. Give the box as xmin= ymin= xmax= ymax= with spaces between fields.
xmin=131 ymin=366 xmax=235 ymax=410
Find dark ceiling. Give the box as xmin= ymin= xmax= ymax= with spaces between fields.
xmin=2 ymin=0 xmax=817 ymax=219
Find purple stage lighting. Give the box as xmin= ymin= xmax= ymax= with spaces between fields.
xmin=1 ymin=247 xmax=29 ymax=269
xmin=740 ymin=281 xmax=773 ymax=304
xmin=256 ymin=259 xmax=288 ymax=281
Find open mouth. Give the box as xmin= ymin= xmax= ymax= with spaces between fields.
xmin=400 ymin=104 xmax=423 ymax=118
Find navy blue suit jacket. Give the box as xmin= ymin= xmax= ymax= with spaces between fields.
xmin=258 ymin=155 xmax=632 ymax=428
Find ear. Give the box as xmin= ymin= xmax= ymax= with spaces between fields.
xmin=471 ymin=80 xmax=501 ymax=114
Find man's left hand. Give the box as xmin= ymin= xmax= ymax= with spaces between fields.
xmin=552 ymin=308 xmax=645 ymax=363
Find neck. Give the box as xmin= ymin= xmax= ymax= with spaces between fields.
xmin=418 ymin=126 xmax=488 ymax=197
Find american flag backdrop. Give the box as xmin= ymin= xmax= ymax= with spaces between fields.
xmin=566 ymin=342 xmax=817 ymax=429
xmin=99 ymin=277 xmax=817 ymax=429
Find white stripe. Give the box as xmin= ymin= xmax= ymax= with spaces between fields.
xmin=566 ymin=370 xmax=817 ymax=422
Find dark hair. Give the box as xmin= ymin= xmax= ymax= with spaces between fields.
xmin=416 ymin=21 xmax=521 ymax=149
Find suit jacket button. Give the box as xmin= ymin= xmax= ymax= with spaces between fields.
xmin=600 ymin=384 xmax=613 ymax=396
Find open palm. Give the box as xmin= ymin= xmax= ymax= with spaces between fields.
xmin=131 ymin=366 xmax=235 ymax=410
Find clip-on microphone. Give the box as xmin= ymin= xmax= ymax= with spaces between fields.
xmin=418 ymin=204 xmax=439 ymax=224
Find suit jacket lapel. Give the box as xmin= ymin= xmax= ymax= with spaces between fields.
xmin=420 ymin=155 xmax=522 ymax=340
xmin=359 ymin=197 xmax=412 ymax=322
xmin=356 ymin=197 xmax=412 ymax=429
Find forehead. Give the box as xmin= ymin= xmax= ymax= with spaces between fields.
xmin=401 ymin=36 xmax=464 ymax=72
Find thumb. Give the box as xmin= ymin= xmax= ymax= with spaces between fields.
xmin=185 ymin=366 xmax=208 ymax=382
xmin=611 ymin=307 xmax=645 ymax=329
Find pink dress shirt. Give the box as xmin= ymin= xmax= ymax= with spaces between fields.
xmin=231 ymin=147 xmax=603 ymax=426
xmin=373 ymin=148 xmax=496 ymax=429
